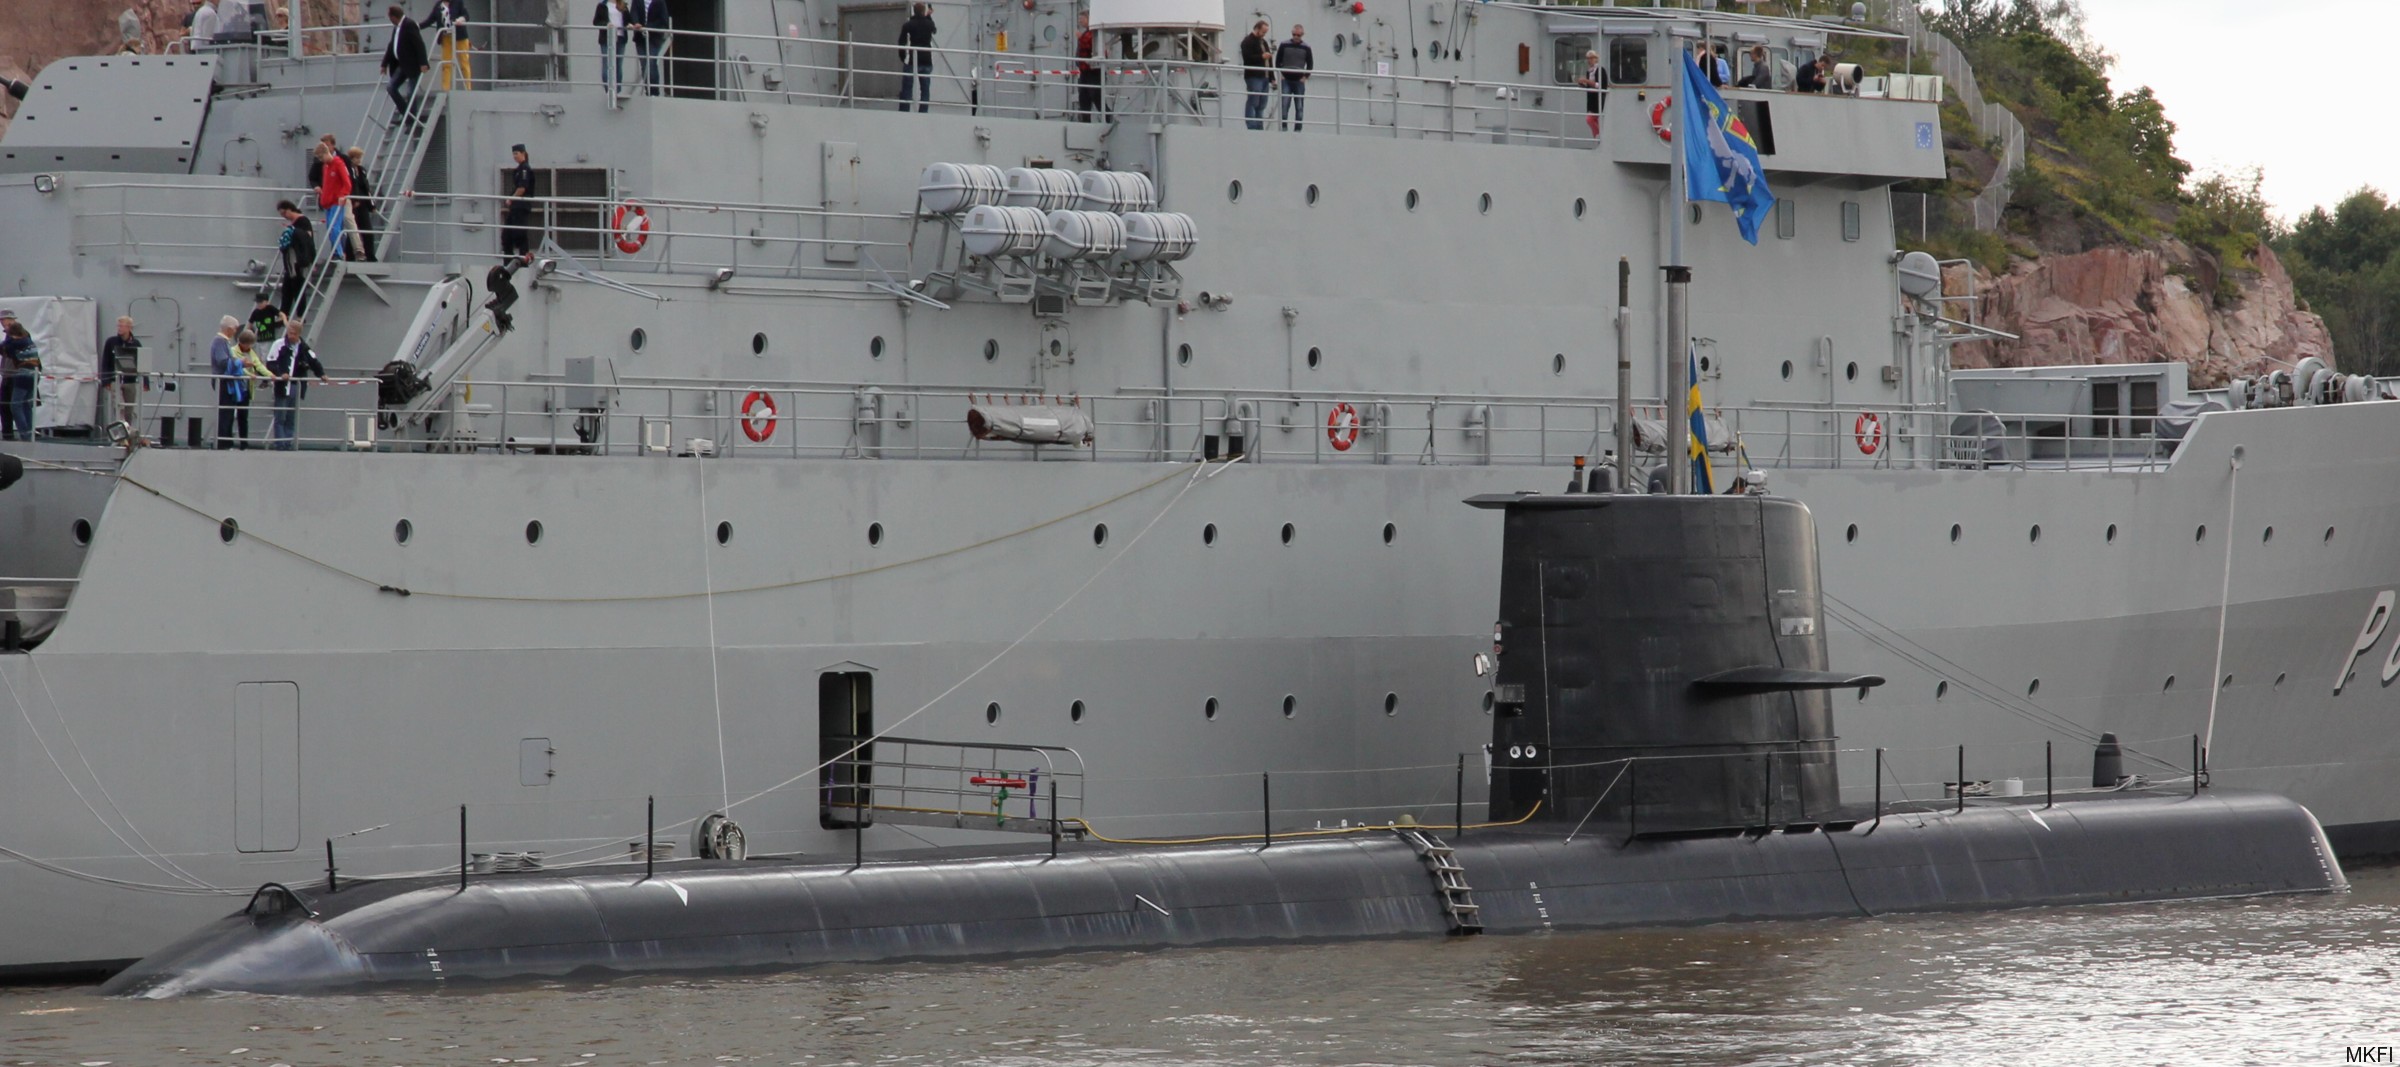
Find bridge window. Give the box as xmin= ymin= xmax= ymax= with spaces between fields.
xmin=1608 ymin=36 xmax=1649 ymax=85
xmin=1552 ymin=35 xmax=1592 ymax=84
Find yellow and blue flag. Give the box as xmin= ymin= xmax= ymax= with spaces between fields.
xmin=1679 ymin=52 xmax=1776 ymax=244
xmin=1687 ymin=349 xmax=1714 ymax=494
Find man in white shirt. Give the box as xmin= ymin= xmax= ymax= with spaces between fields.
xmin=188 ymin=0 xmax=221 ymax=51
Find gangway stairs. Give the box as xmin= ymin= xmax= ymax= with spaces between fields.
xmin=274 ymin=65 xmax=454 ymax=344
xmin=1395 ymin=826 xmax=1484 ymax=934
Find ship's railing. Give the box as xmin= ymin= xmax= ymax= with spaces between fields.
xmin=222 ymin=18 xmax=1915 ymax=150
xmin=820 ymin=735 xmax=1087 ymax=837
xmin=25 ymin=370 xmax=2205 ymax=473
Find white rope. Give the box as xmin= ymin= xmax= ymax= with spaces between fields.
xmin=2202 ymin=450 xmax=2240 ymax=762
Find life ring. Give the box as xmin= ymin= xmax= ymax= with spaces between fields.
xmin=1649 ymin=94 xmax=1673 ymax=142
xmin=740 ymin=390 xmax=778 ymax=442
xmin=1326 ymin=402 xmax=1361 ymax=452
xmin=612 ymin=199 xmax=651 ymax=254
xmin=1854 ymin=411 xmax=1884 ymax=455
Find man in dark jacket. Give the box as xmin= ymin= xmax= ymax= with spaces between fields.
xmin=275 ymin=200 xmax=317 ymax=315
xmin=501 ymin=144 xmax=536 ymax=256
xmin=1238 ymin=20 xmax=1271 ymax=130
xmin=629 ymin=0 xmax=670 ymax=95
xmin=895 ymin=2 xmax=935 ymax=113
xmin=380 ymin=4 xmax=430 ymax=122
xmin=1274 ymin=24 xmax=1312 ymax=132
xmin=264 ymin=317 xmax=328 ymax=450
xmin=99 ymin=315 xmax=144 ymax=432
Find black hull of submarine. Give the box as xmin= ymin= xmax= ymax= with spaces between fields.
xmin=105 ymin=790 xmax=2343 ymax=997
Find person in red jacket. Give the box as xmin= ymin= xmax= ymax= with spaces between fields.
xmin=316 ymin=143 xmax=354 ymax=261
xmin=1073 ymin=11 xmax=1103 ymax=123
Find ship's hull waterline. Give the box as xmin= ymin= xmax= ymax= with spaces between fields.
xmin=6 ymin=396 xmax=2399 ymax=974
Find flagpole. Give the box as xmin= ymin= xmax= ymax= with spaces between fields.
xmin=1663 ymin=42 xmax=1694 ymax=495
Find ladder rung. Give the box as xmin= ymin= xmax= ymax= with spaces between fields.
xmin=1447 ymin=902 xmax=1481 ymax=911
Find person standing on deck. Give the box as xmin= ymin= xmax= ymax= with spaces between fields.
xmin=501 ymin=144 xmax=536 ymax=257
xmin=265 ymin=317 xmax=328 ymax=451
xmin=424 ymin=0 xmax=472 ymax=89
xmin=1274 ymin=25 xmax=1311 ymax=132
xmin=381 ymin=4 xmax=431 ymax=122
xmin=99 ymin=316 xmax=144 ymax=434
xmin=1239 ymin=20 xmax=1271 ymax=130
xmin=316 ymin=142 xmax=356 ymax=261
xmin=1576 ymin=48 xmax=1607 ymax=139
xmin=210 ymin=317 xmax=250 ymax=449
xmin=0 ymin=318 xmax=39 ymax=442
xmin=896 ymin=2 xmax=935 ymax=113
xmin=1073 ymin=12 xmax=1104 ymax=123
xmin=275 ymin=201 xmax=317 ymax=315
xmin=628 ymin=0 xmax=670 ymax=95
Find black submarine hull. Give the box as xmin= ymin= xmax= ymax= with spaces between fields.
xmin=105 ymin=789 xmax=2343 ymax=997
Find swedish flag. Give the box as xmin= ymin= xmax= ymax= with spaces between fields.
xmin=1679 ymin=52 xmax=1777 ymax=244
xmin=1687 ymin=350 xmax=1714 ymax=494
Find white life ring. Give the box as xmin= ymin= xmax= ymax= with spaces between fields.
xmin=1649 ymin=94 xmax=1673 ymax=142
xmin=1854 ymin=411 xmax=1884 ymax=455
xmin=1326 ymin=402 xmax=1361 ymax=452
xmin=612 ymin=199 xmax=651 ymax=254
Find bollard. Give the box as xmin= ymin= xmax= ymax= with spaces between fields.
xmin=2045 ymin=741 xmax=2054 ymax=809
xmin=458 ymin=805 xmax=467 ymax=892
xmin=1956 ymin=744 xmax=1966 ymax=813
xmin=1872 ymin=748 xmax=1883 ymax=832
xmin=324 ymin=839 xmax=338 ymax=894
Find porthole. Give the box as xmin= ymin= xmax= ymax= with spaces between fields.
xmin=1202 ymin=522 xmax=1218 ymax=545
xmin=751 ymin=332 xmax=768 ymax=355
xmin=2106 ymin=524 xmax=2119 ymax=543
xmin=1428 ymin=40 xmax=1443 ymax=60
xmin=1280 ymin=522 xmax=1295 ymax=544
xmin=1844 ymin=523 xmax=1858 ymax=543
xmin=2221 ymin=674 xmax=2234 ymax=689
xmin=1093 ymin=522 xmax=1109 ymax=546
xmin=2029 ymin=524 xmax=2041 ymax=543
xmin=715 ymin=520 xmax=733 ymax=546
xmin=1305 ymin=183 xmax=1320 ymax=205
xmin=1478 ymin=192 xmax=1493 ymax=214
xmin=394 ymin=518 xmax=413 ymax=545
xmin=2026 ymin=678 xmax=2041 ymax=697
xmin=983 ymin=338 xmax=999 ymax=361
xmin=869 ymin=335 xmax=885 ymax=359
xmin=525 ymin=520 xmax=544 ymax=545
xmin=1070 ymin=699 xmax=1086 ymax=723
xmin=2195 ymin=524 xmax=2207 ymax=543
xmin=1281 ymin=694 xmax=1297 ymax=718
xmin=2262 ymin=526 xmax=2274 ymax=543
xmin=1049 ymin=339 xmax=1063 ymax=357
xmin=2274 ymin=672 xmax=2288 ymax=688
xmin=629 ymin=327 xmax=647 ymax=351
xmin=1204 ymin=697 xmax=1219 ymax=721
xmin=219 ymin=518 xmax=239 ymax=543
xmin=1481 ymin=691 xmax=1495 ymax=713
xmin=1948 ymin=523 xmax=1961 ymax=543
xmin=1405 ymin=189 xmax=1420 ymax=211
xmin=986 ymin=702 xmax=1002 ymax=725
xmin=1935 ymin=680 xmax=1949 ymax=700
xmin=867 ymin=521 xmax=884 ymax=546
xmin=1228 ymin=179 xmax=1243 ymax=202
xmin=1383 ymin=692 xmax=1398 ymax=716
xmin=1306 ymin=346 xmax=1322 ymax=369
xmin=1330 ymin=34 xmax=1343 ymax=54
xmin=1177 ymin=343 xmax=1193 ymax=366
xmin=1552 ymin=353 xmax=1566 ymax=376
xmin=1699 ymin=355 xmax=1712 ymax=373
xmin=2163 ymin=675 xmax=2176 ymax=692
xmin=1382 ymin=522 xmax=1397 ymax=544
xmin=1689 ymin=203 xmax=1704 ymax=224
xmin=1780 ymin=360 xmax=1793 ymax=380
xmin=1573 ymin=197 xmax=1587 ymax=218
xmin=2325 ymin=526 xmax=2337 ymax=543
xmin=71 ymin=518 xmax=92 ymax=546
xmin=1042 ymin=23 xmax=1057 ymax=40
xmin=1844 ymin=362 xmax=1859 ymax=381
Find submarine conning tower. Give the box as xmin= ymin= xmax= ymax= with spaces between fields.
xmin=1467 ymin=492 xmax=1883 ymax=835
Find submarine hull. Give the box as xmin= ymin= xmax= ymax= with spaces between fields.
xmin=104 ymin=789 xmax=2344 ymax=997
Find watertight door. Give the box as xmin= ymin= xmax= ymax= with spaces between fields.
xmin=233 ymin=682 xmax=300 ymax=853
xmin=819 ymin=670 xmax=874 ymax=828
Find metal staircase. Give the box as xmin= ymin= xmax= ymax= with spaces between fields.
xmin=276 ymin=66 xmax=452 ymax=345
xmin=1395 ymin=827 xmax=1483 ymax=935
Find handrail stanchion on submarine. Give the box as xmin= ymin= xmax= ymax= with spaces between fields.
xmin=101 ymin=472 xmax=2347 ymax=997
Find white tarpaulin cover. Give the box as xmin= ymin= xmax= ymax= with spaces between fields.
xmin=0 ymin=296 xmax=99 ymax=432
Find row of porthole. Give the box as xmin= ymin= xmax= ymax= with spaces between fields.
xmin=1843 ymin=522 xmax=2335 ymax=546
xmin=215 ymin=518 xmax=1401 ymax=549
xmin=1925 ymin=672 xmax=2290 ymax=702
xmin=1781 ymin=360 xmax=1863 ymax=381
xmin=990 ymin=691 xmax=1409 ymax=725
xmin=1225 ymin=180 xmax=1590 ymax=220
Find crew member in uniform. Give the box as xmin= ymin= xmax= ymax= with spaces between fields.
xmin=501 ymin=144 xmax=535 ymax=257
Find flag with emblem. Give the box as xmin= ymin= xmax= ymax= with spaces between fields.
xmin=1679 ymin=52 xmax=1777 ymax=244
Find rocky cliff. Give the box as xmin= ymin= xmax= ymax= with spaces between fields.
xmin=1944 ymin=242 xmax=2333 ymax=388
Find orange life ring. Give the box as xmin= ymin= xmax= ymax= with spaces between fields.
xmin=612 ymin=199 xmax=651 ymax=254
xmin=1854 ymin=411 xmax=1884 ymax=455
xmin=740 ymin=391 xmax=778 ymax=442
xmin=1649 ymin=94 xmax=1673 ymax=142
xmin=1326 ymin=402 xmax=1361 ymax=452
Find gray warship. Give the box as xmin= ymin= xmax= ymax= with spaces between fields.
xmin=1 ymin=0 xmax=2393 ymax=977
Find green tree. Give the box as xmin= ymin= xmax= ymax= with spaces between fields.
xmin=2276 ymin=188 xmax=2400 ymax=374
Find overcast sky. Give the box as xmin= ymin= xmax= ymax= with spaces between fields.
xmin=2077 ymin=0 xmax=2396 ymax=221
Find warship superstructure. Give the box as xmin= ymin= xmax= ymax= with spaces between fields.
xmin=0 ymin=0 xmax=2394 ymax=977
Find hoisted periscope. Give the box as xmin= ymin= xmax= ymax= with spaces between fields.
xmin=102 ymin=480 xmax=2346 ymax=997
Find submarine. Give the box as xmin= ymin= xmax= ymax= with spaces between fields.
xmin=102 ymin=486 xmax=2347 ymax=997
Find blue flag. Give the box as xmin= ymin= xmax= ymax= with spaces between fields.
xmin=1679 ymin=53 xmax=1776 ymax=244
xmin=1686 ymin=348 xmax=1714 ymax=494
